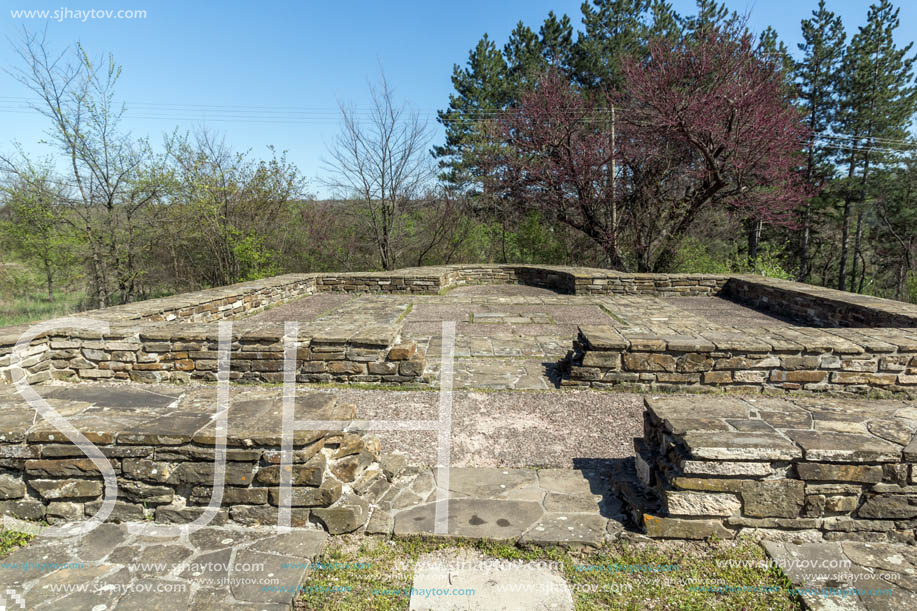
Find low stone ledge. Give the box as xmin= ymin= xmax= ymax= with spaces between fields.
xmin=0 ymin=387 xmax=386 ymax=532
xmin=568 ymin=325 xmax=917 ymax=395
xmin=619 ymin=395 xmax=917 ymax=542
xmin=724 ymin=276 xmax=917 ymax=328
xmin=1 ymin=321 xmax=426 ymax=387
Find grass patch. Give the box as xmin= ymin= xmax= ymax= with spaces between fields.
xmin=395 ymin=303 xmax=413 ymax=324
xmin=296 ymin=535 xmax=800 ymax=611
xmin=0 ymin=529 xmax=33 ymax=559
xmin=0 ymin=289 xmax=86 ymax=327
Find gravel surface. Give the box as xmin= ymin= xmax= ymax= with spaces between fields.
xmin=314 ymin=387 xmax=644 ymax=469
xmin=30 ymin=381 xmax=644 ymax=470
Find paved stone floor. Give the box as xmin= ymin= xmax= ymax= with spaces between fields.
xmin=0 ymin=467 xmax=617 ymax=610
xmin=243 ymin=288 xmax=811 ymax=390
xmin=664 ymin=296 xmax=797 ymax=327
xmin=0 ymin=522 xmax=326 ymax=609
xmin=763 ymin=540 xmax=917 ymax=610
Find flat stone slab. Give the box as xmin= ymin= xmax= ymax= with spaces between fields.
xmin=647 ymin=396 xmax=917 ymax=464
xmin=394 ymin=498 xmax=544 ymax=540
xmin=762 ymin=540 xmax=917 ymax=610
xmin=0 ymin=521 xmax=327 ymax=609
xmin=409 ymin=549 xmax=573 ymax=610
xmin=384 ymin=467 xmax=618 ymax=546
xmin=0 ymin=385 xmax=354 ymax=448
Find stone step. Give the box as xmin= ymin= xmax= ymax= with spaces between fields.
xmin=609 ymin=454 xmax=663 ymax=530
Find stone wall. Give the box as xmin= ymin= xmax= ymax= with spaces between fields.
xmin=724 ymin=276 xmax=917 ymax=328
xmin=101 ymin=274 xmax=318 ymax=323
xmin=310 ymin=265 xmax=726 ymax=297
xmin=3 ymin=265 xmax=917 ymax=393
xmin=443 ymin=266 xmax=725 ymax=296
xmin=615 ymin=396 xmax=917 ymax=542
xmin=2 ymin=325 xmax=425 ymax=386
xmin=566 ymin=326 xmax=917 ymax=395
xmin=0 ymin=390 xmax=393 ymax=534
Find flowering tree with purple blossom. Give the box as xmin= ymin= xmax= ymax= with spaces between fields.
xmin=486 ymin=27 xmax=812 ymax=272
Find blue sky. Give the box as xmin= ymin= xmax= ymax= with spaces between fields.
xmin=2 ymin=1 xmax=915 ymax=196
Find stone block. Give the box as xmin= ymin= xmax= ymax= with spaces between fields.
xmin=84 ymin=499 xmax=145 ymax=521
xmin=120 ymin=481 xmax=174 ymax=504
xmin=331 ymin=452 xmax=374 ymax=483
xmin=0 ymin=472 xmax=25 ymax=499
xmin=191 ymin=486 xmax=268 ymax=505
xmin=665 ymin=491 xmax=741 ymax=517
xmin=703 ymin=371 xmax=732 ymax=384
xmin=230 ymin=505 xmax=310 ymax=527
xmin=254 ymin=456 xmax=325 ymax=486
xmin=676 ymin=353 xmax=714 ymax=373
xmin=831 ymin=371 xmax=897 ymax=386
xmin=0 ymin=499 xmax=46 ymax=520
xmin=623 ymin=353 xmax=676 ymax=373
xmin=269 ymin=479 xmax=342 ymax=507
xmin=742 ymin=480 xmax=804 ymax=518
xmin=643 ymin=515 xmax=734 ymax=539
xmin=387 ymin=343 xmax=416 ymax=361
xmin=733 ymin=370 xmax=768 ymax=384
xmin=312 ymin=495 xmax=370 ymax=534
xmin=770 ymin=370 xmax=828 ymax=384
xmin=582 ymin=352 xmax=622 ymax=369
xmin=47 ymin=501 xmax=84 ymax=523
xmin=327 ymin=361 xmax=365 ymax=375
xmin=796 ymin=463 xmax=883 ymax=483
xmin=399 ymin=360 xmax=424 ymax=376
xmin=858 ymin=494 xmax=917 ymax=519
xmin=29 ymin=478 xmax=103 ymax=499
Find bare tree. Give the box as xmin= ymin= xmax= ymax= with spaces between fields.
xmin=2 ymin=27 xmax=167 ymax=306
xmin=323 ymin=71 xmax=435 ymax=270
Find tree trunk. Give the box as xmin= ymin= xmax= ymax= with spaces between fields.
xmin=838 ymin=151 xmax=858 ymax=291
xmin=851 ymin=206 xmax=864 ymax=293
xmin=747 ymin=218 xmax=762 ymax=268
xmin=798 ymin=201 xmax=811 ymax=282
xmin=45 ymin=267 xmax=54 ymax=302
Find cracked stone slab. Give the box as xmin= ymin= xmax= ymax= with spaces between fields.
xmin=785 ymin=430 xmax=902 ymax=463
xmin=0 ymin=521 xmax=327 ymax=609
xmin=521 ymin=512 xmax=607 ymax=547
xmin=409 ymin=549 xmax=573 ymax=610
xmin=388 ymin=467 xmax=612 ymax=545
xmin=679 ymin=431 xmax=803 ymax=461
xmin=763 ymin=540 xmax=917 ymax=611
xmin=447 ymin=467 xmax=540 ymax=500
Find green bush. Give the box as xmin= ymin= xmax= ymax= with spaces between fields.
xmin=673 ymin=237 xmax=793 ymax=279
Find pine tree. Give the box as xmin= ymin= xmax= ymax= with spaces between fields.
xmin=873 ymin=146 xmax=917 ymax=299
xmin=435 ymin=13 xmax=578 ymax=187
xmin=836 ymin=0 xmax=916 ymax=292
xmin=794 ymin=0 xmax=846 ymax=282
xmin=573 ymin=0 xmax=682 ymax=89
xmin=433 ymin=35 xmax=510 ymax=186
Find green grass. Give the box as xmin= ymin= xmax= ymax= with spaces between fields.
xmin=0 ymin=289 xmax=86 ymax=327
xmin=297 ymin=535 xmax=801 ymax=611
xmin=0 ymin=529 xmax=33 ymax=558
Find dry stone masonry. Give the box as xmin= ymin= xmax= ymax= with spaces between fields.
xmin=616 ymin=395 xmax=917 ymax=542
xmin=0 ymin=386 xmax=394 ymax=533
xmin=2 ymin=264 xmax=917 ymax=394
